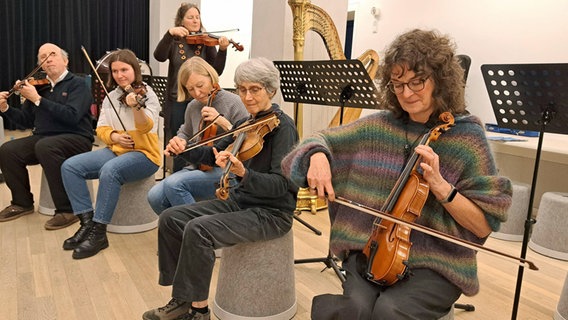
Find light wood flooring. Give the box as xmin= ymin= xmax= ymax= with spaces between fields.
xmin=0 ymin=129 xmax=567 ymax=320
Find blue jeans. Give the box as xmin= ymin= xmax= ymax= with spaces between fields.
xmin=147 ymin=166 xmax=222 ymax=214
xmin=61 ymin=148 xmax=159 ymax=224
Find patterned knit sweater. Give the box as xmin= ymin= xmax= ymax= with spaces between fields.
xmin=281 ymin=111 xmax=512 ymax=296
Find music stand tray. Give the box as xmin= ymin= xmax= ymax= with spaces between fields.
xmin=274 ymin=59 xmax=381 ymax=124
xmin=481 ymin=63 xmax=568 ymax=319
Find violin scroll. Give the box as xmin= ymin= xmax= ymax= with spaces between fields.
xmin=215 ymin=176 xmax=231 ymax=200
xmin=427 ymin=112 xmax=455 ymax=144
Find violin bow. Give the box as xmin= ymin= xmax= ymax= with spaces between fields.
xmin=188 ymin=114 xmax=222 ymax=144
xmin=335 ymin=196 xmax=539 ymax=271
xmin=7 ymin=51 xmax=55 ymax=98
xmin=189 ymin=28 xmax=240 ymax=35
xmin=80 ymin=46 xmax=127 ymax=132
xmin=175 ymin=112 xmax=278 ymax=156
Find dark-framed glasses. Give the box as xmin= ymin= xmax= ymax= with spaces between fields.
xmin=237 ymin=85 xmax=265 ymax=96
xmin=387 ymin=76 xmax=429 ymax=94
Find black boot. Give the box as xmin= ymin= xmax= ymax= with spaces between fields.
xmin=72 ymin=222 xmax=109 ymax=259
xmin=63 ymin=211 xmax=94 ymax=250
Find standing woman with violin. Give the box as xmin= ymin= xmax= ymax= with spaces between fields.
xmin=60 ymin=49 xmax=161 ymax=259
xmin=282 ymin=29 xmax=513 ymax=320
xmin=0 ymin=43 xmax=94 ymax=229
xmin=154 ymin=2 xmax=231 ymax=171
xmin=147 ymin=56 xmax=247 ymax=215
xmin=144 ymin=57 xmax=298 ymax=320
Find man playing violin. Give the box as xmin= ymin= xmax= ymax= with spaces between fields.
xmin=282 ymin=29 xmax=513 ymax=319
xmin=0 ymin=43 xmax=94 ymax=229
xmin=147 ymin=56 xmax=247 ymax=215
xmin=154 ymin=2 xmax=231 ymax=171
xmin=144 ymin=57 xmax=298 ymax=320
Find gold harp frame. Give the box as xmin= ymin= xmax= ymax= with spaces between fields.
xmin=288 ymin=0 xmax=380 ymax=213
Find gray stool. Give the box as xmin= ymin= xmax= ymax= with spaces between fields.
xmin=107 ymin=175 xmax=157 ymax=234
xmin=491 ymin=182 xmax=531 ymax=241
xmin=213 ymin=231 xmax=297 ymax=320
xmin=529 ymin=192 xmax=568 ymax=260
xmin=39 ymin=171 xmax=93 ymax=216
xmin=555 ymin=273 xmax=568 ymax=320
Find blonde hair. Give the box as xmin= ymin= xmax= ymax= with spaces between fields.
xmin=177 ymin=56 xmax=219 ymax=101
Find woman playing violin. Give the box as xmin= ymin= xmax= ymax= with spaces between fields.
xmin=144 ymin=57 xmax=298 ymax=320
xmin=147 ymin=56 xmax=247 ymax=215
xmin=154 ymin=2 xmax=231 ymax=169
xmin=282 ymin=29 xmax=513 ymax=320
xmin=60 ymin=49 xmax=161 ymax=259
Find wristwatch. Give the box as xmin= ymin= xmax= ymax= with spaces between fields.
xmin=439 ymin=184 xmax=457 ymax=204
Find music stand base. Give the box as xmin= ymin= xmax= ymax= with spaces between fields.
xmin=295 ymin=251 xmax=346 ymax=282
xmin=454 ymin=303 xmax=475 ymax=312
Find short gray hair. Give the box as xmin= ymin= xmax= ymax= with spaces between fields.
xmin=234 ymin=57 xmax=280 ymax=96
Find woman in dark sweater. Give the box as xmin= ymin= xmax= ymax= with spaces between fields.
xmin=144 ymin=57 xmax=298 ymax=320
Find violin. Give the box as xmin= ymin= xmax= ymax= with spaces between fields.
xmin=215 ymin=112 xmax=280 ymax=200
xmin=118 ymin=82 xmax=148 ymax=109
xmin=26 ymin=77 xmax=50 ymax=86
xmin=199 ymin=85 xmax=221 ymax=171
xmin=186 ymin=32 xmax=244 ymax=51
xmin=362 ymin=112 xmax=455 ymax=286
xmin=9 ymin=77 xmax=50 ymax=96
xmin=5 ymin=51 xmax=54 ymax=99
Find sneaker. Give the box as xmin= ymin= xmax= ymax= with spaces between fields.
xmin=44 ymin=213 xmax=79 ymax=230
xmin=0 ymin=204 xmax=34 ymax=222
xmin=143 ymin=298 xmax=191 ymax=320
xmin=175 ymin=309 xmax=210 ymax=320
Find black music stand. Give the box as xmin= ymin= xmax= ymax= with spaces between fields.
xmin=274 ymin=59 xmax=380 ymax=281
xmin=481 ymin=63 xmax=568 ymax=320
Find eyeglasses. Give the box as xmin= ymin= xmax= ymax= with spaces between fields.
xmin=387 ymin=76 xmax=429 ymax=94
xmin=237 ymin=86 xmax=265 ymax=96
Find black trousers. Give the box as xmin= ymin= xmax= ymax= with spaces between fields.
xmin=311 ymin=252 xmax=462 ymax=320
xmin=157 ymin=198 xmax=293 ymax=302
xmin=0 ymin=134 xmax=92 ymax=213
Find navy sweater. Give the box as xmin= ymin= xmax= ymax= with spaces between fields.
xmin=3 ymin=72 xmax=94 ymax=142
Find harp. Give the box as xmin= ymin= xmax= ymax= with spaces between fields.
xmin=288 ymin=0 xmax=379 ymax=133
xmin=289 ymin=0 xmax=379 ymax=214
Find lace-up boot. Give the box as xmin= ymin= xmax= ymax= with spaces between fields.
xmin=63 ymin=211 xmax=94 ymax=250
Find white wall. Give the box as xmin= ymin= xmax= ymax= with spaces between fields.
xmin=351 ymin=0 xmax=568 ymax=125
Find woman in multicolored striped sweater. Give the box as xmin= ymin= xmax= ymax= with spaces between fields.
xmin=282 ymin=29 xmax=512 ymax=319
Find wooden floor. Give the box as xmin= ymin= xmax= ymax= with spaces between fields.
xmin=0 ymin=129 xmax=567 ymax=320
